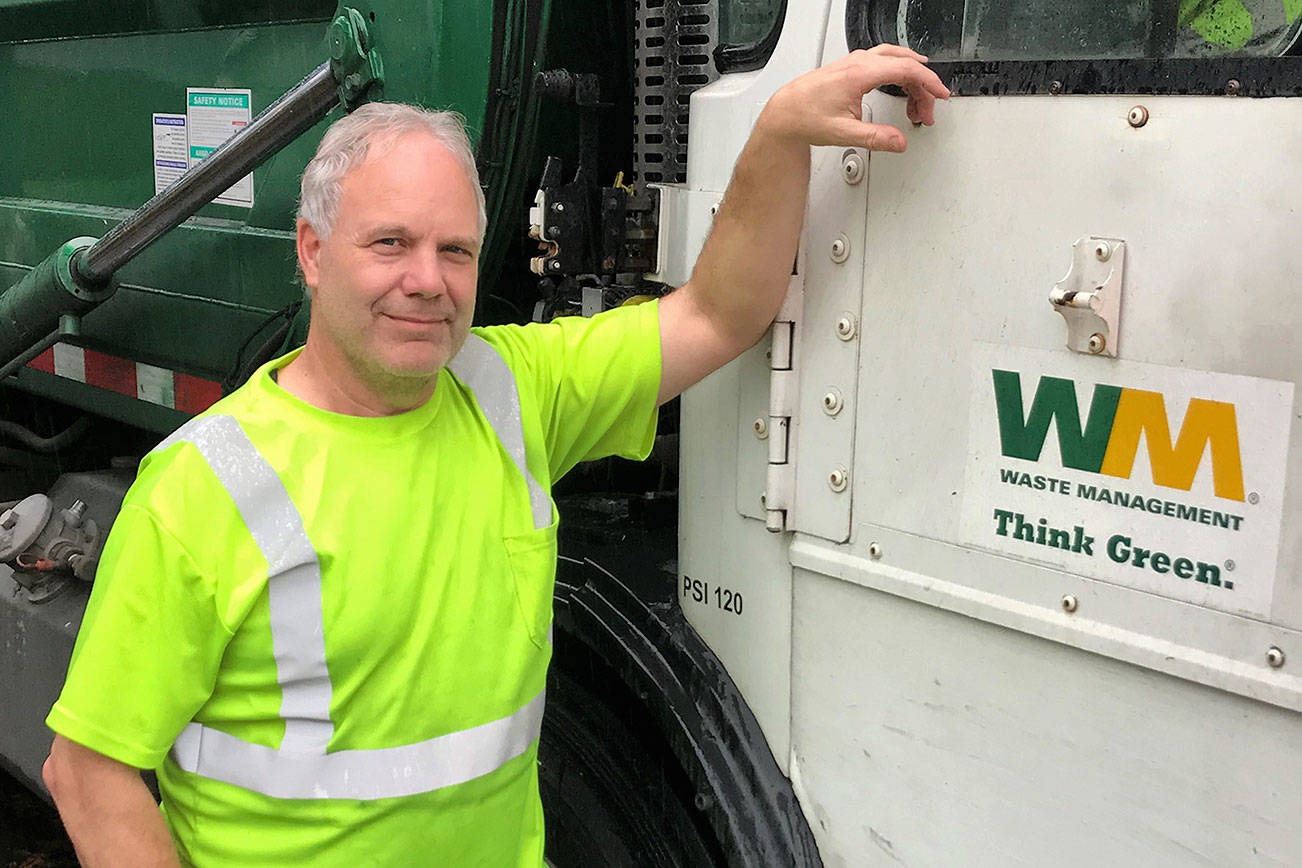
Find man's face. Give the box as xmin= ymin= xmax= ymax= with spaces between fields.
xmin=297 ymin=131 xmax=481 ymax=384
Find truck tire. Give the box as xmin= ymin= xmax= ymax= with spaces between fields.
xmin=540 ymin=664 xmax=718 ymax=867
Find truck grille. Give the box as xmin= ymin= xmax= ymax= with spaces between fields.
xmin=633 ymin=0 xmax=720 ymax=184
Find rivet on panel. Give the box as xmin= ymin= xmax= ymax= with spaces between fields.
xmin=822 ymin=389 xmax=844 ymax=416
xmin=1127 ymin=105 xmax=1149 ymax=128
xmin=868 ymin=542 xmax=882 ymax=559
xmin=1266 ymin=646 xmax=1286 ymax=668
xmin=1061 ymin=594 xmax=1078 ymax=613
xmin=841 ymin=150 xmax=865 ymax=185
xmin=1087 ymin=333 xmax=1106 ymax=354
xmin=827 ymin=467 xmax=848 ymax=492
xmin=753 ymin=417 xmax=769 ymax=439
xmin=830 ymin=234 xmax=850 ymax=264
xmin=835 ymin=314 xmax=857 ymax=341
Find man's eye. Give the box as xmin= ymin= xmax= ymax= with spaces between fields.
xmin=375 ymin=237 xmax=401 ymax=247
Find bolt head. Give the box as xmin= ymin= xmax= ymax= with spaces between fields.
xmin=549 ymin=260 xmax=561 ymax=271
xmin=753 ymin=417 xmax=769 ymax=439
xmin=1093 ymin=241 xmax=1112 ymax=261
xmin=868 ymin=542 xmax=882 ymax=559
xmin=1061 ymin=594 xmax=1078 ymax=613
xmin=827 ymin=467 xmax=848 ymax=492
xmin=552 ymin=202 xmax=565 ymax=212
xmin=1087 ymin=333 xmax=1106 ymax=354
xmin=1267 ymin=646 xmax=1286 ymax=668
xmin=841 ymin=152 xmax=865 ymax=185
xmin=835 ymin=314 xmax=857 ymax=341
xmin=1048 ymin=80 xmax=1063 ymax=95
xmin=830 ymin=235 xmax=850 ymax=264
xmin=1225 ymin=79 xmax=1242 ymax=96
xmin=1127 ymin=105 xmax=1149 ymax=128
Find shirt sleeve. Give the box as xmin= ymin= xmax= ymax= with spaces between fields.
xmin=482 ymin=300 xmax=663 ymax=482
xmin=46 ymin=501 xmax=233 ymax=770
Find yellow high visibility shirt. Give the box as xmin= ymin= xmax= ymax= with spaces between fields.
xmin=47 ymin=301 xmax=662 ymax=866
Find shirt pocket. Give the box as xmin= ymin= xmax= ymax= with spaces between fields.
xmin=503 ymin=523 xmax=558 ymax=650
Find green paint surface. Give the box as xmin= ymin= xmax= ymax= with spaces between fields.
xmin=0 ymin=2 xmax=497 ymax=428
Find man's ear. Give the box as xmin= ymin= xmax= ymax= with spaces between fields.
xmin=297 ymin=219 xmax=323 ymax=289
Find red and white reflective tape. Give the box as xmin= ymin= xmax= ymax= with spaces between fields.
xmin=27 ymin=343 xmax=222 ymax=415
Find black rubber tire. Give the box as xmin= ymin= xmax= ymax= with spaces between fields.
xmin=539 ymin=665 xmax=719 ymax=867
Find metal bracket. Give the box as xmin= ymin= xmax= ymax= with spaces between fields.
xmin=328 ymin=6 xmax=384 ymax=109
xmin=1049 ymin=236 xmax=1125 ymax=357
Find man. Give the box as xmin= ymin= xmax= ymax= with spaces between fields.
xmin=40 ymin=46 xmax=947 ymax=866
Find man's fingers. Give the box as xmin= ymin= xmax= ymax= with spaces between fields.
xmin=863 ymin=43 xmax=927 ymax=63
xmin=906 ymin=94 xmax=922 ymax=126
xmin=904 ymin=82 xmax=938 ymax=125
xmin=849 ymin=120 xmax=906 ymax=153
xmin=850 ymin=55 xmax=950 ymax=103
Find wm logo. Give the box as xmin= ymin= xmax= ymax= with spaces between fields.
xmin=992 ymin=370 xmax=1245 ymax=502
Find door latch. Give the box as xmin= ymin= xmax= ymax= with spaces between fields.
xmin=1049 ymin=236 xmax=1125 ymax=357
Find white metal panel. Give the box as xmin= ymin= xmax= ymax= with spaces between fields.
xmin=674 ymin=0 xmax=840 ymax=778
xmin=683 ymin=0 xmax=834 ymax=191
xmin=790 ymin=566 xmax=1302 ymax=866
xmin=847 ymin=92 xmax=1302 ymax=634
xmin=679 ymin=364 xmax=793 ymax=770
xmin=646 ymin=184 xmax=721 ymax=288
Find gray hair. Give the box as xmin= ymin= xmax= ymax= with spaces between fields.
xmin=297 ymin=102 xmax=487 ymax=240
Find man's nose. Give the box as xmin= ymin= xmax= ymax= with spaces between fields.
xmin=403 ymin=246 xmax=445 ymax=297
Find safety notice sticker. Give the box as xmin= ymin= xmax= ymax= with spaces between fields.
xmin=152 ymin=114 xmax=187 ymax=195
xmin=959 ymin=343 xmax=1293 ymax=620
xmin=186 ymin=88 xmax=253 ymax=207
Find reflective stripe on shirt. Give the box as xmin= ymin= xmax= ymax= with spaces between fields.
xmin=171 ymin=689 xmax=545 ymax=801
xmin=447 ymin=334 xmax=553 ymax=530
xmin=155 ymin=336 xmax=551 ymax=799
xmin=155 ymin=414 xmax=334 ymax=753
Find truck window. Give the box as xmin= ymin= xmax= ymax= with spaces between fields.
xmin=859 ymin=0 xmax=1302 ymax=60
xmin=716 ymin=0 xmax=787 ymax=72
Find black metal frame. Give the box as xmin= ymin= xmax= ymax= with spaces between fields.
xmin=848 ymin=2 xmax=1302 ymax=97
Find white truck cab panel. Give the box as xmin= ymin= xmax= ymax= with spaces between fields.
xmin=677 ymin=0 xmax=1302 ymax=862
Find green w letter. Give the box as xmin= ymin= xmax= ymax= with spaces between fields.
xmin=992 ymin=370 xmax=1122 ymax=472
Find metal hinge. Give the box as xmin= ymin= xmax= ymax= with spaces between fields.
xmin=764 ymin=274 xmax=803 ymax=533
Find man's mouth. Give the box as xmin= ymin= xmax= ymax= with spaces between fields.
xmin=381 ymin=312 xmax=448 ymax=325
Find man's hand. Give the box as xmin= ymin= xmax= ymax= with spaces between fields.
xmin=758 ymin=45 xmax=948 ymax=153
xmin=657 ymin=46 xmax=948 ymax=405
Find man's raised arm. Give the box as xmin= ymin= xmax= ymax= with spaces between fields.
xmin=656 ymin=45 xmax=949 ymax=405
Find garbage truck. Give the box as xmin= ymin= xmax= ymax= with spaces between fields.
xmin=3 ymin=0 xmax=1301 ymax=864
